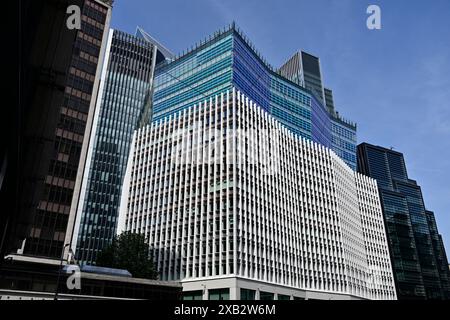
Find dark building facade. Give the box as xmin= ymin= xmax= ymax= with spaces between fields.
xmin=68 ymin=29 xmax=172 ymax=265
xmin=357 ymin=143 xmax=450 ymax=299
xmin=1 ymin=0 xmax=112 ymax=260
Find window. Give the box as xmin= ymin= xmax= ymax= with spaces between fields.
xmin=260 ymin=291 xmax=274 ymax=300
xmin=209 ymin=288 xmax=230 ymax=300
xmin=241 ymin=288 xmax=256 ymax=300
xmin=182 ymin=290 xmax=203 ymax=300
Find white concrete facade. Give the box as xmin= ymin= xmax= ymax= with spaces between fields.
xmin=117 ymin=88 xmax=397 ymax=300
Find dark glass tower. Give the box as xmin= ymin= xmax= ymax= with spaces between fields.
xmin=357 ymin=143 xmax=450 ymax=299
xmin=68 ymin=29 xmax=172 ymax=265
xmin=1 ymin=0 xmax=112 ymax=260
xmin=425 ymin=210 xmax=450 ymax=298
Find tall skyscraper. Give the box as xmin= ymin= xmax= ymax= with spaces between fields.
xmin=66 ymin=29 xmax=173 ymax=265
xmin=357 ymin=143 xmax=450 ymax=300
xmin=152 ymin=24 xmax=357 ymax=170
xmin=279 ymin=52 xmax=357 ymax=169
xmin=2 ymin=0 xmax=113 ymax=260
xmin=117 ymin=89 xmax=397 ymax=300
xmin=324 ymin=88 xmax=335 ymax=114
xmin=279 ymin=51 xmax=326 ymax=105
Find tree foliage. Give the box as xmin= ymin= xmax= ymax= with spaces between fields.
xmin=96 ymin=231 xmax=158 ymax=280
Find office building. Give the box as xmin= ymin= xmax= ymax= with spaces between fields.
xmin=117 ymin=89 xmax=397 ymax=300
xmin=357 ymin=143 xmax=450 ymax=299
xmin=1 ymin=0 xmax=113 ymax=260
xmin=152 ymin=24 xmax=357 ymax=170
xmin=324 ymin=88 xmax=335 ymax=114
xmin=279 ymin=52 xmax=357 ymax=169
xmin=279 ymin=51 xmax=326 ymax=105
xmin=135 ymin=26 xmax=175 ymax=65
xmin=330 ymin=113 xmax=357 ymax=171
xmin=67 ymin=29 xmax=172 ymax=265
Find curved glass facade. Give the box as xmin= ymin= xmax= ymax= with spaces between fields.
xmin=233 ymin=36 xmax=271 ymax=112
xmin=153 ymin=24 xmax=357 ymax=169
xmin=153 ymin=34 xmax=234 ymax=121
xmin=331 ymin=118 xmax=357 ymax=170
xmin=311 ymin=95 xmax=332 ymax=148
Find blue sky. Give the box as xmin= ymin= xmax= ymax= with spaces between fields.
xmin=111 ymin=0 xmax=450 ymax=251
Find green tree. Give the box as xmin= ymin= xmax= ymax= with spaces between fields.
xmin=96 ymin=232 xmax=158 ymax=279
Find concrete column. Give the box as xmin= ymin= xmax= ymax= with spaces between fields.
xmin=202 ymin=288 xmax=209 ymax=300
xmin=230 ymin=286 xmax=239 ymax=300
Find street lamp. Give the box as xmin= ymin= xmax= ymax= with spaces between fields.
xmin=54 ymin=243 xmax=72 ymax=300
